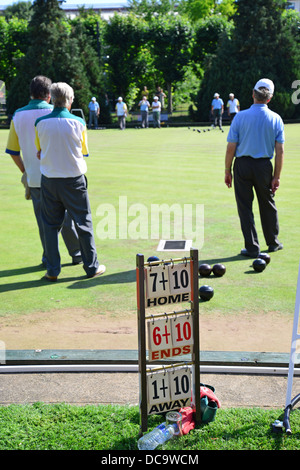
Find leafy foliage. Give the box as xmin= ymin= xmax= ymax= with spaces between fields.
xmin=2 ymin=0 xmax=300 ymax=119
xmin=195 ymin=0 xmax=300 ymax=120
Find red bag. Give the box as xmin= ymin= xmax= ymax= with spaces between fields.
xmin=179 ymin=406 xmax=196 ymax=435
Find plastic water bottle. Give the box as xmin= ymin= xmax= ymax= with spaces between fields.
xmin=137 ymin=423 xmax=176 ymax=450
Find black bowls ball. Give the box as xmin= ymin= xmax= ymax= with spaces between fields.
xmin=252 ymin=258 xmax=266 ymax=272
xmin=258 ymin=253 xmax=271 ymax=265
xmin=199 ymin=285 xmax=214 ymax=301
xmin=212 ymin=263 xmax=226 ymax=277
xmin=199 ymin=264 xmax=212 ymax=277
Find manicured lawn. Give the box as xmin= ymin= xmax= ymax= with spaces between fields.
xmin=0 ymin=403 xmax=299 ymax=451
xmin=1 ymin=124 xmax=299 ymax=322
xmin=1 ymin=124 xmax=300 ymax=451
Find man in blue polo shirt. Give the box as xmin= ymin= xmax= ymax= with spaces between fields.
xmin=211 ymin=93 xmax=224 ymax=130
xmin=224 ymin=78 xmax=285 ymax=257
xmin=88 ymin=97 xmax=100 ymax=129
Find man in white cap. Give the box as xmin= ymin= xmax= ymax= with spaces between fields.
xmin=115 ymin=97 xmax=127 ymax=130
xmin=88 ymin=96 xmax=100 ymax=129
xmin=211 ymin=92 xmax=224 ymax=129
xmin=224 ymin=78 xmax=285 ymax=257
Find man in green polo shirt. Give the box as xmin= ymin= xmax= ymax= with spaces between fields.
xmin=5 ymin=76 xmax=82 ymax=266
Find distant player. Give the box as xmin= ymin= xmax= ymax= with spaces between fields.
xmin=227 ymin=93 xmax=240 ymax=122
xmin=211 ymin=93 xmax=224 ymax=130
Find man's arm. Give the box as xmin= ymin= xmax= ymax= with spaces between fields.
xmin=10 ymin=154 xmax=25 ymax=173
xmin=224 ymin=142 xmax=237 ymax=188
xmin=272 ymin=141 xmax=284 ymax=193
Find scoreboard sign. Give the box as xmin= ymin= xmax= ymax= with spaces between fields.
xmin=147 ymin=314 xmax=193 ymax=361
xmin=147 ymin=366 xmax=192 ymax=415
xmin=145 ymin=262 xmax=191 ymax=308
xmin=136 ymin=250 xmax=200 ymax=433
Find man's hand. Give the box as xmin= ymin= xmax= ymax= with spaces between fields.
xmin=224 ymin=142 xmax=236 ymax=188
xmin=225 ymin=170 xmax=232 ymax=188
xmin=271 ymin=177 xmax=280 ymax=193
xmin=21 ymin=171 xmax=31 ymax=200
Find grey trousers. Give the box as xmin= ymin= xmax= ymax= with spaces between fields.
xmin=40 ymin=175 xmax=99 ymax=277
xmin=233 ymin=156 xmax=280 ymax=254
xmin=118 ymin=115 xmax=126 ymax=130
xmin=153 ymin=111 xmax=160 ymax=128
xmin=141 ymin=111 xmax=149 ymax=128
xmin=30 ymin=187 xmax=81 ymax=265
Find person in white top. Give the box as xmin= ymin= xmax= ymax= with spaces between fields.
xmin=227 ymin=93 xmax=240 ymax=122
xmin=152 ymin=96 xmax=161 ymax=128
xmin=35 ymin=82 xmax=105 ymax=281
xmin=115 ymin=97 xmax=127 ymax=130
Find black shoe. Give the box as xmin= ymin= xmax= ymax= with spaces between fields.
xmin=240 ymin=248 xmax=259 ymax=258
xmin=268 ymin=243 xmax=283 ymax=253
xmin=72 ymin=258 xmax=83 ymax=265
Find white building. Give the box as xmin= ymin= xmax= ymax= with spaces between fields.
xmin=60 ymin=2 xmax=128 ymax=20
xmin=0 ymin=1 xmax=128 ymax=19
xmin=287 ymin=0 xmax=300 ymax=12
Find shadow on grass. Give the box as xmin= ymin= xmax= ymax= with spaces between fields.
xmin=0 ymin=253 xmax=256 ymax=294
xmin=199 ymin=254 xmax=257 ymax=265
xmin=0 ymin=267 xmax=136 ymax=293
xmin=0 ymin=264 xmax=45 ymax=278
xmin=68 ymin=269 xmax=136 ymax=290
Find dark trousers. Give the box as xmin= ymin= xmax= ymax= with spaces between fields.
xmin=233 ymin=156 xmax=280 ymax=254
xmin=30 ymin=187 xmax=81 ymax=265
xmin=213 ymin=109 xmax=222 ymax=128
xmin=88 ymin=111 xmax=98 ymax=129
xmin=40 ymin=175 xmax=99 ymax=277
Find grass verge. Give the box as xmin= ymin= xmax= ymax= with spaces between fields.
xmin=0 ymin=403 xmax=299 ymax=450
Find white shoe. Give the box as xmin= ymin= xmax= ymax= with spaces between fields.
xmin=87 ymin=265 xmax=106 ymax=278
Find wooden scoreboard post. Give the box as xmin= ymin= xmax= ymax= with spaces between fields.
xmin=136 ymin=248 xmax=200 ymax=435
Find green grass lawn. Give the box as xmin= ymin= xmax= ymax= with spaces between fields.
xmin=1 ymin=124 xmax=299 ymax=323
xmin=1 ymin=124 xmax=300 ymax=451
xmin=0 ymin=403 xmax=299 ymax=450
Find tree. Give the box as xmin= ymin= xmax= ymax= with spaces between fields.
xmin=128 ymin=0 xmax=178 ymax=21
xmin=0 ymin=16 xmax=29 ymax=89
xmin=179 ymin=0 xmax=236 ymax=22
xmin=194 ymin=0 xmax=300 ymax=120
xmin=149 ymin=15 xmax=193 ymax=112
xmin=104 ymin=13 xmax=152 ymax=107
xmin=69 ymin=12 xmax=111 ymax=122
xmin=192 ymin=15 xmax=233 ymax=65
xmin=3 ymin=1 xmax=32 ymax=21
xmin=6 ymin=0 xmax=93 ymax=116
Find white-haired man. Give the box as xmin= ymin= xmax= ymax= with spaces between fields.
xmin=152 ymin=96 xmax=161 ymax=128
xmin=35 ymin=82 xmax=105 ymax=281
xmin=115 ymin=97 xmax=127 ymax=130
xmin=227 ymin=93 xmax=240 ymax=122
xmin=225 ymin=78 xmax=285 ymax=257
